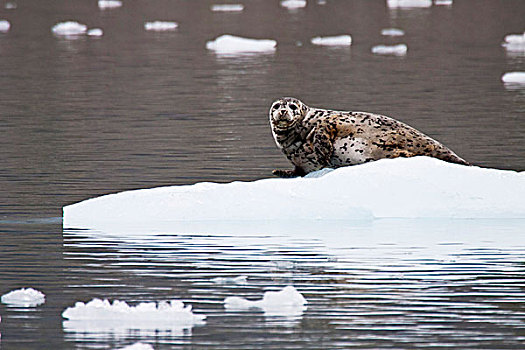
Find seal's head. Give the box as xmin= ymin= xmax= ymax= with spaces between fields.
xmin=269 ymin=97 xmax=308 ymax=131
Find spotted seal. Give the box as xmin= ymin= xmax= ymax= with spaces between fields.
xmin=269 ymin=97 xmax=470 ymax=177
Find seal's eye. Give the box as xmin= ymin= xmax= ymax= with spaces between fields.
xmin=272 ymin=104 xmax=280 ymax=110
xmin=289 ymin=104 xmax=298 ymax=111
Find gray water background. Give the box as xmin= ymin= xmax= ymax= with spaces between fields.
xmin=0 ymin=0 xmax=524 ymax=349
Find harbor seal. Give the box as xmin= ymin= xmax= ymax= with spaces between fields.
xmin=269 ymin=97 xmax=470 ymax=177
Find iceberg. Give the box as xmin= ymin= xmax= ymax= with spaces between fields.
xmin=52 ymin=21 xmax=87 ymax=36
xmin=144 ymin=21 xmax=178 ymax=31
xmin=280 ymin=0 xmax=307 ymax=9
xmin=224 ymin=286 xmax=307 ymax=317
xmin=372 ymin=43 xmax=408 ymax=55
xmin=211 ymin=4 xmax=244 ymax=12
xmin=98 ymin=0 xmax=122 ymax=9
xmin=63 ymin=157 xmax=525 ymax=233
xmin=1 ymin=288 xmax=45 ymax=307
xmin=311 ymin=35 xmax=352 ymax=46
xmin=206 ymin=35 xmax=277 ymax=55
xmin=387 ymin=0 xmax=432 ymax=8
xmin=381 ymin=28 xmax=405 ymax=36
xmin=87 ymin=28 xmax=103 ymax=37
xmin=0 ymin=19 xmax=10 ymax=32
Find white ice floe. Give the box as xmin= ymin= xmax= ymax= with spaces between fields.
xmin=212 ymin=275 xmax=248 ymax=284
xmin=206 ymin=34 xmax=277 ymax=55
xmin=280 ymin=0 xmax=307 ymax=9
xmin=434 ymin=0 xmax=453 ymax=5
xmin=1 ymin=288 xmax=45 ymax=307
xmin=0 ymin=19 xmax=10 ymax=32
xmin=211 ymin=4 xmax=244 ymax=12
xmin=115 ymin=342 xmax=154 ymax=350
xmin=501 ymin=72 xmax=525 ymax=84
xmin=224 ymin=286 xmax=307 ymax=317
xmin=381 ymin=28 xmax=405 ymax=36
xmin=144 ymin=21 xmax=178 ymax=31
xmin=372 ymin=43 xmax=408 ymax=55
xmin=87 ymin=28 xmax=103 ymax=37
xmin=52 ymin=21 xmax=87 ymax=36
xmin=387 ymin=0 xmax=432 ymax=8
xmin=311 ymin=35 xmax=352 ymax=46
xmin=98 ymin=0 xmax=122 ymax=9
xmin=502 ymin=32 xmax=525 ymax=53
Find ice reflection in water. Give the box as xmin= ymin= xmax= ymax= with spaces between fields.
xmin=63 ymin=219 xmax=525 ymax=348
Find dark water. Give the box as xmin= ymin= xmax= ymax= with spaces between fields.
xmin=1 ymin=0 xmax=524 ymax=349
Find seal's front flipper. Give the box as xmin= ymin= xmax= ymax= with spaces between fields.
xmin=272 ymin=167 xmax=306 ymax=178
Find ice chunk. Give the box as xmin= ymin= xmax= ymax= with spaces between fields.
xmin=387 ymin=0 xmax=432 ymax=8
xmin=372 ymin=43 xmax=408 ymax=55
xmin=115 ymin=342 xmax=153 ymax=350
xmin=0 ymin=20 xmax=10 ymax=32
xmin=211 ymin=4 xmax=244 ymax=12
xmin=87 ymin=28 xmax=103 ymax=37
xmin=224 ymin=286 xmax=307 ymax=317
xmin=434 ymin=0 xmax=453 ymax=5
xmin=502 ymin=32 xmax=525 ymax=53
xmin=280 ymin=0 xmax=307 ymax=9
xmin=311 ymin=35 xmax=352 ymax=46
xmin=318 ymin=0 xmax=327 ymax=4
xmin=501 ymin=72 xmax=525 ymax=84
xmin=98 ymin=0 xmax=122 ymax=9
xmin=1 ymin=288 xmax=45 ymax=307
xmin=52 ymin=21 xmax=87 ymax=36
xmin=206 ymin=34 xmax=277 ymax=55
xmin=144 ymin=21 xmax=178 ymax=31
xmin=212 ymin=275 xmax=248 ymax=284
xmin=381 ymin=28 xmax=405 ymax=36
xmin=5 ymin=2 xmax=16 ymax=10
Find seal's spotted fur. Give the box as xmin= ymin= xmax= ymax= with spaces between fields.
xmin=269 ymin=97 xmax=469 ymax=177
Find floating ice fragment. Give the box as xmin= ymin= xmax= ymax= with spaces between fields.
xmin=224 ymin=286 xmax=307 ymax=317
xmin=52 ymin=21 xmax=87 ymax=36
xmin=502 ymin=32 xmax=525 ymax=53
xmin=115 ymin=343 xmax=154 ymax=350
xmin=318 ymin=0 xmax=327 ymax=4
xmin=0 ymin=20 xmax=10 ymax=32
xmin=87 ymin=28 xmax=103 ymax=37
xmin=1 ymin=288 xmax=45 ymax=307
xmin=211 ymin=4 xmax=244 ymax=12
xmin=206 ymin=34 xmax=277 ymax=55
xmin=372 ymin=43 xmax=408 ymax=55
xmin=144 ymin=21 xmax=178 ymax=31
xmin=311 ymin=35 xmax=352 ymax=46
xmin=280 ymin=0 xmax=307 ymax=9
xmin=381 ymin=28 xmax=405 ymax=36
xmin=212 ymin=275 xmax=248 ymax=284
xmin=501 ymin=72 xmax=525 ymax=84
xmin=387 ymin=0 xmax=432 ymax=8
xmin=4 ymin=2 xmax=16 ymax=10
xmin=98 ymin=0 xmax=122 ymax=9
xmin=434 ymin=0 xmax=452 ymax=5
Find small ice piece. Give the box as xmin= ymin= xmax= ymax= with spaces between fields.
xmin=211 ymin=4 xmax=244 ymax=12
xmin=206 ymin=34 xmax=277 ymax=55
xmin=224 ymin=286 xmax=307 ymax=317
xmin=1 ymin=288 xmax=45 ymax=307
xmin=434 ymin=0 xmax=452 ymax=5
xmin=502 ymin=32 xmax=525 ymax=52
xmin=144 ymin=21 xmax=178 ymax=31
xmin=115 ymin=343 xmax=154 ymax=350
xmin=0 ymin=20 xmax=11 ymax=32
xmin=501 ymin=72 xmax=525 ymax=84
xmin=280 ymin=0 xmax=307 ymax=9
xmin=5 ymin=2 xmax=16 ymax=10
xmin=87 ymin=28 xmax=103 ymax=37
xmin=372 ymin=43 xmax=408 ymax=56
xmin=381 ymin=28 xmax=405 ymax=36
xmin=387 ymin=0 xmax=432 ymax=8
xmin=52 ymin=21 xmax=87 ymax=36
xmin=98 ymin=0 xmax=122 ymax=9
xmin=318 ymin=0 xmax=327 ymax=4
xmin=311 ymin=35 xmax=352 ymax=46
xmin=212 ymin=275 xmax=248 ymax=284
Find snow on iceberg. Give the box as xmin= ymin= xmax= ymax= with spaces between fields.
xmin=206 ymin=34 xmax=277 ymax=55
xmin=0 ymin=19 xmax=10 ymax=32
xmin=144 ymin=21 xmax=178 ymax=31
xmin=280 ymin=0 xmax=307 ymax=9
xmin=52 ymin=21 xmax=87 ymax=36
xmin=224 ymin=286 xmax=307 ymax=317
xmin=1 ymin=288 xmax=45 ymax=307
xmin=311 ymin=35 xmax=352 ymax=46
xmin=211 ymin=4 xmax=244 ymax=12
xmin=372 ymin=43 xmax=408 ymax=55
xmin=98 ymin=0 xmax=122 ymax=9
xmin=63 ymin=157 xmax=525 ymax=233
xmin=381 ymin=28 xmax=405 ymax=36
xmin=116 ymin=343 xmax=154 ymax=350
xmin=501 ymin=72 xmax=525 ymax=84
xmin=387 ymin=0 xmax=432 ymax=8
